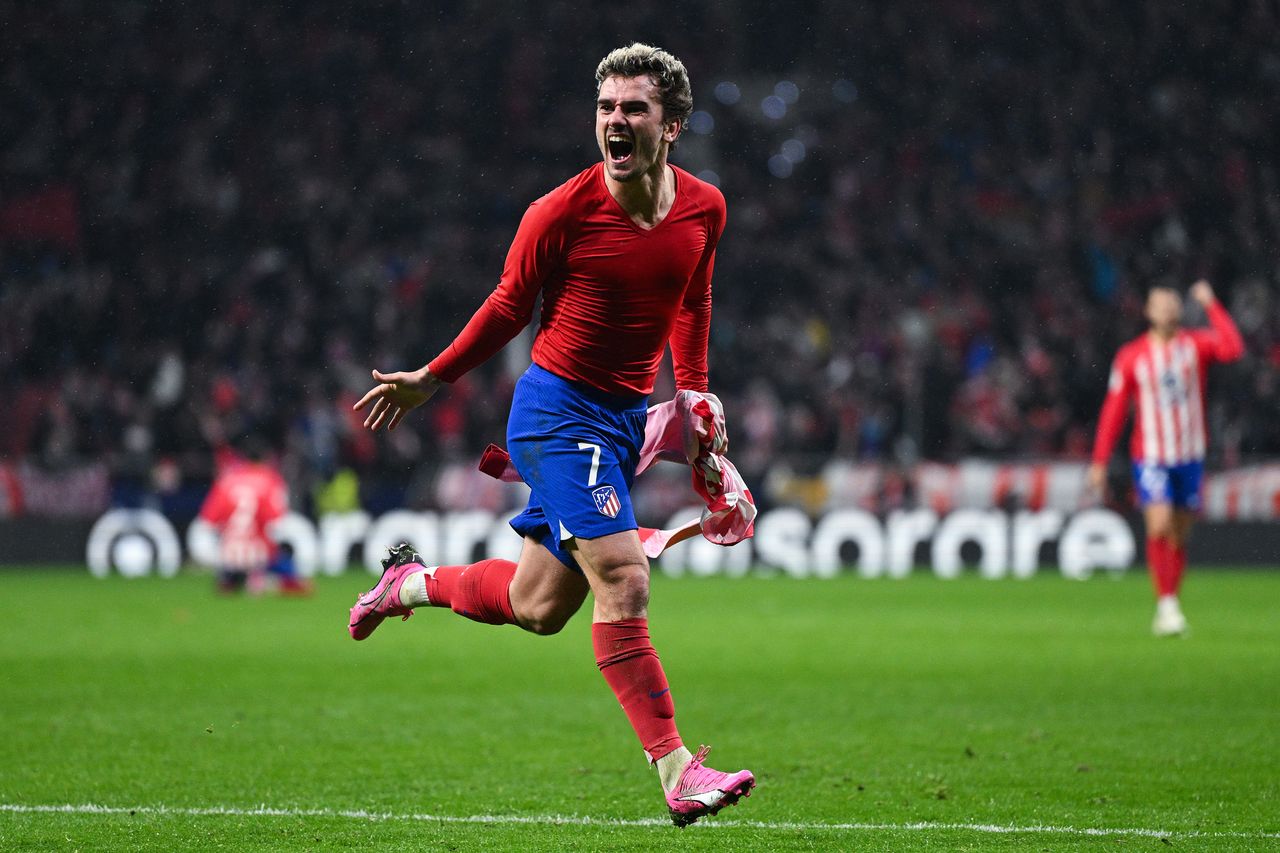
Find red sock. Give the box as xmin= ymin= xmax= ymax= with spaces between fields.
xmin=592 ymin=618 xmax=683 ymax=762
xmin=426 ymin=559 xmax=518 ymax=626
xmin=1168 ymin=543 xmax=1187 ymax=595
xmin=1146 ymin=537 xmax=1176 ymax=597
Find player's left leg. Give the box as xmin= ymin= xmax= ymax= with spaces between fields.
xmin=1153 ymin=508 xmax=1196 ymax=635
xmin=1135 ymin=461 xmax=1188 ymax=635
xmin=1167 ymin=459 xmax=1203 ymax=600
xmin=1152 ymin=461 xmax=1203 ymax=636
xmin=1143 ymin=502 xmax=1187 ymax=636
xmin=412 ymin=536 xmax=590 ymax=633
xmin=572 ymin=530 xmax=755 ymax=827
xmin=1168 ymin=509 xmax=1195 ymax=593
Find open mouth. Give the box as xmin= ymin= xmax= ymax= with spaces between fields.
xmin=606 ymin=134 xmax=634 ymax=164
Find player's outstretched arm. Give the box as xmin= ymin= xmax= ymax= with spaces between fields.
xmin=353 ymin=367 xmax=442 ymax=432
xmin=1189 ymin=279 xmax=1245 ymax=362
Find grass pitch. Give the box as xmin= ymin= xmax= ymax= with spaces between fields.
xmin=0 ymin=566 xmax=1276 ymax=851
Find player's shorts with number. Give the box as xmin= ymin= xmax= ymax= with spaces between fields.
xmin=507 ymin=363 xmax=648 ymax=570
xmin=1132 ymin=460 xmax=1204 ymax=510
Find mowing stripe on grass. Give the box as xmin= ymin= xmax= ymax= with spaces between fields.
xmin=1 ymin=803 xmax=1277 ymax=840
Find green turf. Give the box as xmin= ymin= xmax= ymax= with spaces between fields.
xmin=0 ymin=566 xmax=1277 ymax=851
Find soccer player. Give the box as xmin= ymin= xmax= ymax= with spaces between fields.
xmin=1089 ymin=280 xmax=1244 ymax=635
xmin=198 ymin=439 xmax=307 ymax=595
xmin=347 ymin=44 xmax=755 ymax=826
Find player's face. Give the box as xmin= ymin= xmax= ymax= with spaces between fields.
xmin=1146 ymin=289 xmax=1183 ymax=332
xmin=596 ymin=75 xmax=680 ymax=182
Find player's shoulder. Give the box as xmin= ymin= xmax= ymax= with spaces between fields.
xmin=530 ymin=164 xmax=607 ymax=215
xmin=1178 ymin=327 xmax=1208 ymax=346
xmin=515 ymin=165 xmax=607 ymax=240
xmin=674 ymin=165 xmax=726 ymax=220
xmin=1115 ymin=335 xmax=1148 ymax=364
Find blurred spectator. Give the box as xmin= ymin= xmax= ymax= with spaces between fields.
xmin=2 ymin=0 xmax=1277 ymax=512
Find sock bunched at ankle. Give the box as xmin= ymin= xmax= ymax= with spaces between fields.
xmin=592 ymin=618 xmax=684 ymax=762
xmin=427 ymin=559 xmax=518 ymax=625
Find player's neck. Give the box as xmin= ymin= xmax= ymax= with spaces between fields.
xmin=1149 ymin=326 xmax=1178 ymax=343
xmin=605 ymin=160 xmax=676 ymax=229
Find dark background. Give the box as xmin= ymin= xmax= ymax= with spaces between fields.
xmin=2 ymin=0 xmax=1277 ymax=520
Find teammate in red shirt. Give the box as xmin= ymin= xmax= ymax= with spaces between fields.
xmin=199 ymin=441 xmax=306 ymax=595
xmin=1089 ymin=280 xmax=1244 ymax=635
xmin=347 ymin=44 xmax=754 ymax=825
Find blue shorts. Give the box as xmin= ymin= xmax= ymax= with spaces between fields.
xmin=507 ymin=364 xmax=648 ymax=571
xmin=1132 ymin=460 xmax=1204 ymax=511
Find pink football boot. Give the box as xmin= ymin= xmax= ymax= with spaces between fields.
xmin=348 ymin=543 xmax=427 ymax=641
xmin=665 ymin=745 xmax=756 ymax=827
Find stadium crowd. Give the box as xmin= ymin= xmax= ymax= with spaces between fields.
xmin=2 ymin=0 xmax=1278 ymax=513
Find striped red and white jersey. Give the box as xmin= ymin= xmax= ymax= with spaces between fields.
xmin=1092 ymin=301 xmax=1244 ymax=466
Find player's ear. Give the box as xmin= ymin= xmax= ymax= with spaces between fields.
xmin=663 ymin=118 xmax=682 ymax=144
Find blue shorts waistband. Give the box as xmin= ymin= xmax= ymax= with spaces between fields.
xmin=525 ymin=362 xmax=649 ymax=412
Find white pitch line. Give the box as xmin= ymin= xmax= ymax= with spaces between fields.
xmin=0 ymin=803 xmax=1277 ymax=841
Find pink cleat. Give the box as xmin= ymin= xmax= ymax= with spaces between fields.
xmin=348 ymin=543 xmax=427 ymax=641
xmin=665 ymin=745 xmax=755 ymax=827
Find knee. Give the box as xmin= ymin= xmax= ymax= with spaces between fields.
xmin=524 ymin=620 xmax=565 ymax=637
xmin=509 ymin=593 xmax=579 ymax=636
xmin=593 ymin=563 xmax=650 ymax=615
xmin=1146 ymin=514 xmax=1174 ymax=541
xmin=519 ymin=605 xmax=572 ymax=636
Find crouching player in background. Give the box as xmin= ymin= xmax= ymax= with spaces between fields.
xmin=199 ymin=438 xmax=309 ymax=596
xmin=1089 ymin=280 xmax=1244 ymax=635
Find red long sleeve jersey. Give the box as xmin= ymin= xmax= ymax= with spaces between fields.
xmin=1091 ymin=301 xmax=1244 ymax=466
xmin=428 ymin=163 xmax=726 ymax=396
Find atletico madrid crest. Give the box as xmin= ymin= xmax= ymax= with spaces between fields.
xmin=592 ymin=485 xmax=621 ymax=518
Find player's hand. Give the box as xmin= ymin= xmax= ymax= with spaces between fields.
xmin=353 ymin=367 xmax=442 ymax=431
xmin=1086 ymin=462 xmax=1107 ymax=496
xmin=1190 ymin=279 xmax=1216 ymax=307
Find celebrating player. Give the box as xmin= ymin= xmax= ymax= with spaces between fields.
xmin=348 ymin=44 xmax=754 ymax=826
xmin=1089 ymin=280 xmax=1244 ymax=635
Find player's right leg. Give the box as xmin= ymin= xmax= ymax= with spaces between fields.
xmin=347 ymin=536 xmax=587 ymax=640
xmin=415 ymin=535 xmax=588 ymax=633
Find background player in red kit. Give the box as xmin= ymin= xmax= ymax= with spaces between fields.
xmin=347 ymin=44 xmax=755 ymax=826
xmin=198 ymin=439 xmax=306 ymax=595
xmin=1089 ymin=280 xmax=1243 ymax=635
